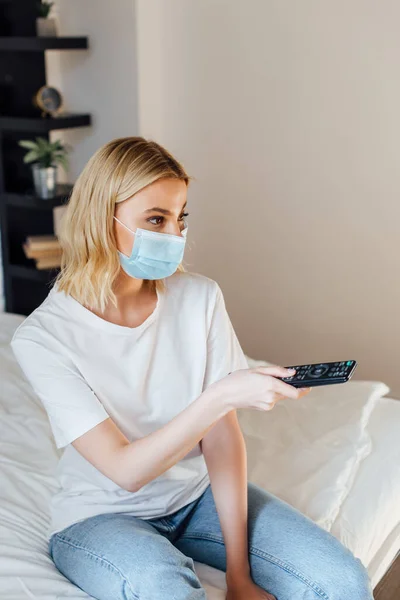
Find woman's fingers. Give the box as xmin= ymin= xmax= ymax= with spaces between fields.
xmin=270 ymin=377 xmax=304 ymax=399
xmin=297 ymin=387 xmax=312 ymax=397
xmin=252 ymin=365 xmax=295 ymax=378
xmin=251 ymin=366 xmax=312 ymax=400
xmin=257 ymin=387 xmax=311 ymax=411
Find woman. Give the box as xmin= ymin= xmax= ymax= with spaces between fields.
xmin=11 ymin=137 xmax=373 ymax=600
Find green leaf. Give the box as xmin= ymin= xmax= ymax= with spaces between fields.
xmin=57 ymin=156 xmax=69 ymax=171
xmin=23 ymin=150 xmax=39 ymax=164
xmin=18 ymin=140 xmax=38 ymax=150
xmin=37 ymin=1 xmax=54 ymax=18
xmin=19 ymin=135 xmax=69 ymax=168
xmin=36 ymin=137 xmax=49 ymax=151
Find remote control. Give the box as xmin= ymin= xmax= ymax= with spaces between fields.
xmin=277 ymin=360 xmax=357 ymax=388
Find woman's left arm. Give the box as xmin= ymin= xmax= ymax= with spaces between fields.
xmin=201 ymin=409 xmax=251 ymax=586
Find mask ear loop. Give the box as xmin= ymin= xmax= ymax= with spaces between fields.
xmin=113 ymin=215 xmax=136 ymax=236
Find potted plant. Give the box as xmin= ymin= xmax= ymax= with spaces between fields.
xmin=36 ymin=2 xmax=58 ymax=37
xmin=18 ymin=137 xmax=70 ymax=199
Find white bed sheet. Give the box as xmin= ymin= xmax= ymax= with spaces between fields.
xmin=331 ymin=396 xmax=400 ymax=589
xmin=0 ymin=313 xmax=399 ymax=599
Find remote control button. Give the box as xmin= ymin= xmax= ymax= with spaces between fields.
xmin=308 ymin=364 xmax=329 ymax=378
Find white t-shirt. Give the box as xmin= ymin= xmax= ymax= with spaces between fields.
xmin=11 ymin=271 xmax=248 ymax=536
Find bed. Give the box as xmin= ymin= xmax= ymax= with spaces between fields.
xmin=0 ymin=312 xmax=399 ymax=599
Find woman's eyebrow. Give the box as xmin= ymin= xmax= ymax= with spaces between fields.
xmin=143 ymin=202 xmax=187 ymax=216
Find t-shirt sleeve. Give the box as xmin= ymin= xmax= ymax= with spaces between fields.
xmin=11 ymin=336 xmax=109 ymax=449
xmin=202 ymin=282 xmax=249 ymax=390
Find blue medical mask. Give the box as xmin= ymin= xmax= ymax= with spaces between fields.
xmin=113 ymin=216 xmax=188 ymax=280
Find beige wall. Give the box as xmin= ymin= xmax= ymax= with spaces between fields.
xmin=16 ymin=1 xmax=399 ymax=396
xmin=136 ymin=1 xmax=400 ymax=396
xmin=46 ymin=0 xmax=139 ymax=180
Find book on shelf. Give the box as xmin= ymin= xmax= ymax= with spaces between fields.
xmin=25 ymin=235 xmax=60 ymax=252
xmin=35 ymin=256 xmax=62 ymax=270
xmin=23 ymin=243 xmax=62 ymax=260
xmin=26 ymin=235 xmax=59 ymax=245
xmin=23 ymin=234 xmax=62 ymax=270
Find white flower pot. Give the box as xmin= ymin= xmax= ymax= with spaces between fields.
xmin=36 ymin=18 xmax=58 ymax=37
xmin=32 ymin=164 xmax=58 ymax=199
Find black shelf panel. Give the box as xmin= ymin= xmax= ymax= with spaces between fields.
xmin=2 ymin=184 xmax=72 ymax=208
xmin=0 ymin=6 xmax=91 ymax=314
xmin=0 ymin=113 xmax=91 ymax=131
xmin=9 ymin=264 xmax=60 ymax=282
xmin=0 ymin=37 xmax=88 ymax=51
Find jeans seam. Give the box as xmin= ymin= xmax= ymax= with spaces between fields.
xmin=158 ymin=517 xmax=174 ymax=532
xmin=53 ymin=534 xmax=140 ymax=600
xmin=179 ymin=533 xmax=329 ymax=600
xmin=250 ymin=546 xmax=329 ymax=599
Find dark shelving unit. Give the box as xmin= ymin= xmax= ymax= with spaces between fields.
xmin=9 ymin=264 xmax=60 ymax=283
xmin=2 ymin=183 xmax=72 ymax=209
xmin=0 ymin=3 xmax=91 ymax=315
xmin=0 ymin=36 xmax=88 ymax=51
xmin=0 ymin=114 xmax=91 ymax=132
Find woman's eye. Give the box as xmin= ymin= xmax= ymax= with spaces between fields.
xmin=148 ymin=216 xmax=164 ymax=225
xmin=147 ymin=212 xmax=189 ymax=226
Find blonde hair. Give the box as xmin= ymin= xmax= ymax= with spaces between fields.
xmin=55 ymin=136 xmax=193 ymax=313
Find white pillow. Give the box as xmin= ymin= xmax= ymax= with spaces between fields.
xmin=239 ymin=356 xmax=389 ymax=530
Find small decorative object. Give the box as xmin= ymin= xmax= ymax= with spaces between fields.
xmin=18 ymin=137 xmax=70 ymax=199
xmin=33 ymin=85 xmax=63 ymax=118
xmin=36 ymin=1 xmax=58 ymax=37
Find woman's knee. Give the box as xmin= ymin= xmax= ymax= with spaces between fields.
xmin=50 ymin=533 xmax=137 ymax=600
xmin=301 ymin=530 xmax=374 ymax=600
xmin=247 ymin=484 xmax=373 ymax=599
xmin=329 ymin=553 xmax=373 ymax=600
xmin=50 ymin=530 xmax=207 ymax=600
xmin=151 ymin=554 xmax=206 ymax=599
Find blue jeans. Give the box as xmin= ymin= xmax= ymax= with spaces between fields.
xmin=49 ymin=482 xmax=373 ymax=600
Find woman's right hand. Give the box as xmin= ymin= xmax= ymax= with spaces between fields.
xmin=209 ymin=366 xmax=311 ymax=412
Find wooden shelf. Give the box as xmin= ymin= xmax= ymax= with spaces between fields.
xmin=0 ymin=36 xmax=88 ymax=52
xmin=0 ymin=113 xmax=91 ymax=132
xmin=9 ymin=264 xmax=60 ymax=282
xmin=2 ymin=184 xmax=72 ymax=209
